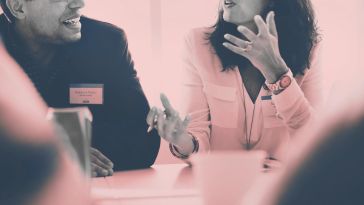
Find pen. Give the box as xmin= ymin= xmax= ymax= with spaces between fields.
xmin=147 ymin=125 xmax=153 ymax=133
xmin=147 ymin=115 xmax=158 ymax=133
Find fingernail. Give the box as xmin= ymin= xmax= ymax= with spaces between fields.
xmin=237 ymin=26 xmax=245 ymax=31
xmin=224 ymin=34 xmax=229 ymax=38
xmin=222 ymin=43 xmax=228 ymax=47
xmin=153 ymin=116 xmax=158 ymax=122
xmin=147 ymin=126 xmax=153 ymax=133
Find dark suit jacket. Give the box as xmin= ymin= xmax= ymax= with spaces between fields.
xmin=0 ymin=15 xmax=160 ymax=171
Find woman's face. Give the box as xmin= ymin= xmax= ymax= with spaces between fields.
xmin=222 ymin=0 xmax=269 ymax=25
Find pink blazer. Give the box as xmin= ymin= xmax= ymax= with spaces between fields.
xmin=181 ymin=28 xmax=323 ymax=160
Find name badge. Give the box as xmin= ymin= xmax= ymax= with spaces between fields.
xmin=69 ymin=84 xmax=104 ymax=105
xmin=261 ymin=95 xmax=272 ymax=101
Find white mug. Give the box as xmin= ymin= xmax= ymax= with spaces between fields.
xmin=192 ymin=150 xmax=266 ymax=205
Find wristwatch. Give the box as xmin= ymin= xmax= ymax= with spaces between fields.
xmin=266 ymin=70 xmax=293 ymax=94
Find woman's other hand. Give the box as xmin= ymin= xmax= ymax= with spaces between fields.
xmin=146 ymin=94 xmax=194 ymax=155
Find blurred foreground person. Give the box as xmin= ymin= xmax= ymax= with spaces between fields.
xmin=0 ymin=40 xmax=90 ymax=205
xmin=271 ymin=106 xmax=364 ymax=205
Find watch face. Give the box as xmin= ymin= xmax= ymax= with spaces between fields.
xmin=279 ymin=75 xmax=292 ymax=88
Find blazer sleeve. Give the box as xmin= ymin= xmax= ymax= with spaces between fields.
xmin=272 ymin=45 xmax=324 ymax=136
xmin=180 ymin=30 xmax=211 ymax=153
xmin=93 ymin=29 xmax=160 ymax=171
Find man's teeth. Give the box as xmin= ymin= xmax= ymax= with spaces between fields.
xmin=64 ymin=17 xmax=80 ymax=25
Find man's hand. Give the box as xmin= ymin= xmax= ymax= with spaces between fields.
xmin=90 ymin=147 xmax=114 ymax=177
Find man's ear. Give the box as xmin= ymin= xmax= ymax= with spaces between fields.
xmin=6 ymin=0 xmax=26 ymax=20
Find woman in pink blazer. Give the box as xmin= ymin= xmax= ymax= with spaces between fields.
xmin=147 ymin=0 xmax=322 ymax=163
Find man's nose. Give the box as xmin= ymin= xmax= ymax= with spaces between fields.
xmin=68 ymin=0 xmax=85 ymax=10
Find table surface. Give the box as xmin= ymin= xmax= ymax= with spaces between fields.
xmin=92 ymin=164 xmax=202 ymax=205
xmin=91 ymin=163 xmax=280 ymax=205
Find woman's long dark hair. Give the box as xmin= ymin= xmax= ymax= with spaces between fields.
xmin=207 ymin=0 xmax=320 ymax=76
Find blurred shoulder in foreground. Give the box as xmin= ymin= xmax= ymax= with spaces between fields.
xmin=0 ymin=40 xmax=90 ymax=205
xmin=272 ymin=103 xmax=364 ymax=205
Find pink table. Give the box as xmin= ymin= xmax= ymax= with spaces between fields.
xmin=91 ymin=164 xmax=280 ymax=205
xmin=91 ymin=164 xmax=202 ymax=205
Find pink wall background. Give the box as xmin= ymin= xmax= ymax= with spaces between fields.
xmin=1 ymin=0 xmax=363 ymax=164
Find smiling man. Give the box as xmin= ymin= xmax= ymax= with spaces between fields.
xmin=0 ymin=0 xmax=160 ymax=177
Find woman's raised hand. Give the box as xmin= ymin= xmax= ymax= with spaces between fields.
xmin=223 ymin=11 xmax=289 ymax=83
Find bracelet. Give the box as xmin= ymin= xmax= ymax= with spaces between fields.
xmin=169 ymin=134 xmax=199 ymax=159
xmin=265 ymin=70 xmax=293 ymax=94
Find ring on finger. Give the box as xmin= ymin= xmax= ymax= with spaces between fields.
xmin=243 ymin=42 xmax=253 ymax=52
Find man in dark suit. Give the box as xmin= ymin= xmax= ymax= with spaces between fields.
xmin=0 ymin=0 xmax=160 ymax=176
